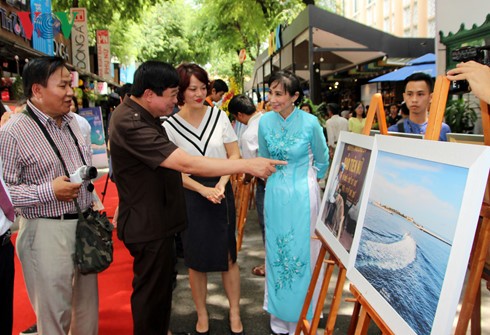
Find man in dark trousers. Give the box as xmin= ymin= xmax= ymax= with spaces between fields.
xmin=108 ymin=60 xmax=283 ymax=335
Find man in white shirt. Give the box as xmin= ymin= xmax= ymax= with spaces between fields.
xmin=325 ymin=103 xmax=348 ymax=159
xmin=228 ymin=95 xmax=266 ymax=276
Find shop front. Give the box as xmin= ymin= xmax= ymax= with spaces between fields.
xmin=246 ymin=5 xmax=434 ymax=106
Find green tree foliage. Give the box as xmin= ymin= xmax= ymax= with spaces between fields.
xmin=195 ymin=0 xmax=306 ymax=61
xmin=133 ymin=0 xmax=210 ymax=66
xmin=52 ymin=0 xmax=159 ymax=27
xmin=52 ymin=0 xmax=314 ymax=79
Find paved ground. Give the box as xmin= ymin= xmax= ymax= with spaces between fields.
xmin=168 ymin=202 xmax=490 ymax=335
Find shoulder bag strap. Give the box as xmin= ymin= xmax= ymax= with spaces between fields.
xmin=25 ymin=105 xmax=87 ymax=219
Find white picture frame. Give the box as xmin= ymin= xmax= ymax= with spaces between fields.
xmin=348 ymin=135 xmax=490 ymax=335
xmin=316 ymin=132 xmax=374 ymax=266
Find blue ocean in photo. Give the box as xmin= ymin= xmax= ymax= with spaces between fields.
xmin=355 ymin=202 xmax=451 ymax=335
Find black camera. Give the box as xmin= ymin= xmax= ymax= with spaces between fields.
xmin=450 ymin=46 xmax=490 ymax=93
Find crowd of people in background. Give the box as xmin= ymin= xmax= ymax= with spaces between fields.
xmin=0 ymin=54 xmax=489 ymax=335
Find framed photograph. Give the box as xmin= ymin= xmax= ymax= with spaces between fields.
xmin=316 ymin=132 xmax=374 ymax=266
xmin=446 ymin=133 xmax=485 ymax=146
xmin=348 ymin=135 xmax=490 ymax=335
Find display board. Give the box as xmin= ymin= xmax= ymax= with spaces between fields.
xmin=79 ymin=107 xmax=109 ymax=168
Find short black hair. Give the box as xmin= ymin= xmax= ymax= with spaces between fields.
xmin=268 ymin=70 xmax=304 ymax=106
xmin=116 ymin=83 xmax=133 ymax=99
xmin=300 ymin=102 xmax=313 ymax=112
xmin=22 ymin=56 xmax=67 ymax=99
xmin=404 ymin=72 xmax=433 ymax=92
xmin=228 ymin=94 xmax=255 ymax=116
xmin=327 ymin=103 xmax=340 ymax=115
xmin=131 ymin=61 xmax=179 ymax=98
xmin=210 ymin=79 xmax=228 ymax=94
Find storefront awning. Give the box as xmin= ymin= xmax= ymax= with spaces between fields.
xmin=246 ymin=5 xmax=434 ymax=102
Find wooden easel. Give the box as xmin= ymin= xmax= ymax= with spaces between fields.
xmin=294 ymin=236 xmax=347 ymax=335
xmin=454 ymin=98 xmax=490 ymax=335
xmin=350 ymin=75 xmax=490 ymax=334
xmin=349 ymin=90 xmax=395 ymax=335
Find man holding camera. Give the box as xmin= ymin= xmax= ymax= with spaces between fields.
xmin=0 ymin=57 xmax=97 ymax=334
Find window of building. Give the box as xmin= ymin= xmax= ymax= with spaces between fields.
xmin=366 ymin=4 xmax=376 ymax=26
xmin=428 ymin=18 xmax=436 ymax=37
xmin=403 ymin=7 xmax=410 ymax=29
xmin=428 ymin=0 xmax=436 ymax=18
xmin=384 ymin=0 xmax=390 ymax=14
xmin=384 ymin=17 xmax=390 ymax=32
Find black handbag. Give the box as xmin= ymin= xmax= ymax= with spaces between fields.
xmin=26 ymin=106 xmax=114 ymax=274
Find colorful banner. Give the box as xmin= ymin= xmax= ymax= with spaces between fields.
xmin=79 ymin=107 xmax=108 ymax=169
xmin=96 ymin=30 xmax=111 ymax=81
xmin=30 ymin=0 xmax=53 ymax=55
xmin=70 ymin=8 xmax=90 ymax=71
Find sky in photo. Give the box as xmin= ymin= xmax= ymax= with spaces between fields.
xmin=369 ymin=151 xmax=468 ymax=242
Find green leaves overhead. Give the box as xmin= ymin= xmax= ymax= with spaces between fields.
xmin=52 ymin=0 xmax=312 ymax=77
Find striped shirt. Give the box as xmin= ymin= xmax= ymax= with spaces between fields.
xmin=0 ymin=100 xmax=92 ymax=218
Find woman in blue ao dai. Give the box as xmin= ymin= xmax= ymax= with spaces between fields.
xmin=258 ymin=71 xmax=329 ymax=334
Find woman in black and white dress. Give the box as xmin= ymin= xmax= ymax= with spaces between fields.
xmin=163 ymin=63 xmax=243 ymax=335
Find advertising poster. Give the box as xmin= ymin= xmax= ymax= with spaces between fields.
xmin=79 ymin=107 xmax=108 ymax=168
xmin=70 ymin=8 xmax=90 ymax=71
xmin=30 ymin=0 xmax=53 ymax=55
xmin=96 ymin=30 xmax=111 ymax=81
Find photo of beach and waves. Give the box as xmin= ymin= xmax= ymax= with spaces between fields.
xmin=354 ymin=151 xmax=468 ymax=335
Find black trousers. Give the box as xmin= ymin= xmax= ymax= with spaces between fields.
xmin=125 ymin=237 xmax=176 ymax=335
xmin=0 ymin=239 xmax=14 ymax=335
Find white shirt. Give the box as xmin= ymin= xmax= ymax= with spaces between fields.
xmin=0 ymin=158 xmax=13 ymax=235
xmin=239 ymin=112 xmax=262 ymax=159
xmin=326 ymin=115 xmax=349 ymax=148
xmin=163 ymin=106 xmax=237 ymax=159
xmin=72 ymin=113 xmax=92 ymax=148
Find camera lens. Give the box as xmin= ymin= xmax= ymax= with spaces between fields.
xmin=87 ymin=166 xmax=98 ymax=179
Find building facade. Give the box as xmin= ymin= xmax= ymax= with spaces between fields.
xmin=320 ymin=0 xmax=436 ymax=38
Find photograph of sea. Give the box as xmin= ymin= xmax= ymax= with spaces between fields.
xmin=354 ymin=150 xmax=469 ymax=335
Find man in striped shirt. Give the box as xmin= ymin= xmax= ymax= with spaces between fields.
xmin=0 ymin=57 xmax=97 ymax=335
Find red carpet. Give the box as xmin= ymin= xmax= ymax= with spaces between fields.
xmin=13 ymin=175 xmax=134 ymax=335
